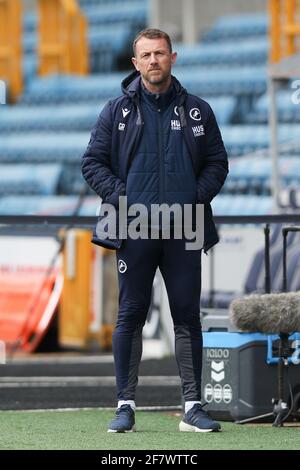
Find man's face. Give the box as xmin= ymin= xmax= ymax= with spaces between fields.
xmin=132 ymin=37 xmax=177 ymax=89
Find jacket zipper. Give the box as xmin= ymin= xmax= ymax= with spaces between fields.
xmin=157 ymin=107 xmax=165 ymax=204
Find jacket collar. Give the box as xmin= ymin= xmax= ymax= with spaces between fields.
xmin=140 ymin=80 xmax=176 ymax=111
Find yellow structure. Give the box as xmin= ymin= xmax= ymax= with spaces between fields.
xmin=0 ymin=0 xmax=23 ymax=102
xmin=59 ymin=229 xmax=116 ymax=350
xmin=38 ymin=0 xmax=89 ymax=76
xmin=59 ymin=229 xmax=93 ymax=348
xmin=269 ymin=0 xmax=300 ymax=62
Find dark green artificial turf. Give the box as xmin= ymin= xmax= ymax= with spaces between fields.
xmin=0 ymin=410 xmax=299 ymax=450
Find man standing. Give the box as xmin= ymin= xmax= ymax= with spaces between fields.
xmin=82 ymin=29 xmax=228 ymax=433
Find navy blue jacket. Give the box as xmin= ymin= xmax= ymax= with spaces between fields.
xmin=81 ymin=71 xmax=228 ymax=252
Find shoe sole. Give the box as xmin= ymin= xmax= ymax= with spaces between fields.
xmin=107 ymin=425 xmax=136 ymax=433
xmin=179 ymin=421 xmax=220 ymax=433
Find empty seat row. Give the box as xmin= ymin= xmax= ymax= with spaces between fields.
xmin=224 ymin=155 xmax=300 ymax=194
xmin=246 ymin=89 xmax=300 ymax=123
xmin=0 ymin=104 xmax=104 ymax=132
xmin=219 ymin=124 xmax=300 ymax=157
xmin=175 ymin=38 xmax=268 ymax=67
xmin=23 ymin=23 xmax=135 ymax=72
xmin=0 ymin=96 xmax=235 ymax=132
xmin=203 ymin=13 xmax=268 ymax=42
xmin=0 ymin=195 xmax=98 ymax=216
xmin=0 ymin=193 xmax=272 ymax=217
xmin=0 ymin=164 xmax=62 ymax=195
xmin=23 ymin=0 xmax=147 ymax=32
xmin=19 ymin=66 xmax=267 ymax=105
xmin=0 ymin=133 xmax=89 ymax=163
xmin=211 ymin=194 xmax=272 ymax=215
xmin=1 ymin=125 xmax=299 ymax=163
xmin=229 ymin=155 xmax=300 ymax=180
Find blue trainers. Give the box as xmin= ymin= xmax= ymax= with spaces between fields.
xmin=107 ymin=404 xmax=136 ymax=433
xmin=179 ymin=404 xmax=221 ymax=433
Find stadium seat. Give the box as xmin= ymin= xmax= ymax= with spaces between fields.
xmin=23 ymin=0 xmax=148 ymax=33
xmin=0 ymin=133 xmax=90 ymax=163
xmin=19 ymin=74 xmax=123 ymax=104
xmin=0 ymin=195 xmax=99 ymax=215
xmin=211 ymin=194 xmax=273 ymax=215
xmin=247 ymin=90 xmax=300 ymax=123
xmin=23 ymin=24 xmax=135 ymax=73
xmin=203 ymin=13 xmax=268 ymax=42
xmin=0 ymin=104 xmax=104 ymax=132
xmin=175 ymin=66 xmax=267 ymax=96
xmin=226 ymin=156 xmax=300 ymax=194
xmin=0 ymin=164 xmax=62 ymax=196
xmin=19 ymin=67 xmax=267 ymax=105
xmin=174 ymin=38 xmax=268 ymax=67
xmin=202 ymin=96 xmax=237 ymax=125
xmin=220 ymin=124 xmax=300 ymax=157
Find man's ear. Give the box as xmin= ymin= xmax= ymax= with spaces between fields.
xmin=132 ymin=57 xmax=139 ymax=71
xmin=171 ymin=52 xmax=177 ymax=66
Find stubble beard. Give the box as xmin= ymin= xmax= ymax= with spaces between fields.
xmin=144 ymin=68 xmax=170 ymax=87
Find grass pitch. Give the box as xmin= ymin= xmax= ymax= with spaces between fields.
xmin=0 ymin=409 xmax=299 ymax=450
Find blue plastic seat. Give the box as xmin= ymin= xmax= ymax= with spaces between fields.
xmin=203 ymin=13 xmax=268 ymax=42
xmin=211 ymin=194 xmax=273 ymax=215
xmin=0 ymin=132 xmax=90 ymax=163
xmin=247 ymin=90 xmax=300 ymax=124
xmin=0 ymin=195 xmax=99 ymax=215
xmin=0 ymin=164 xmax=62 ymax=195
xmin=174 ymin=38 xmax=268 ymax=67
xmin=201 ymin=96 xmax=236 ymax=125
xmin=19 ymin=73 xmax=123 ymax=104
xmin=219 ymin=124 xmax=300 ymax=157
xmin=174 ymin=66 xmax=267 ymax=96
xmin=0 ymin=104 xmax=104 ymax=132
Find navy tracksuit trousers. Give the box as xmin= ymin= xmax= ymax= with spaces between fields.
xmin=113 ymin=235 xmax=202 ymax=402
